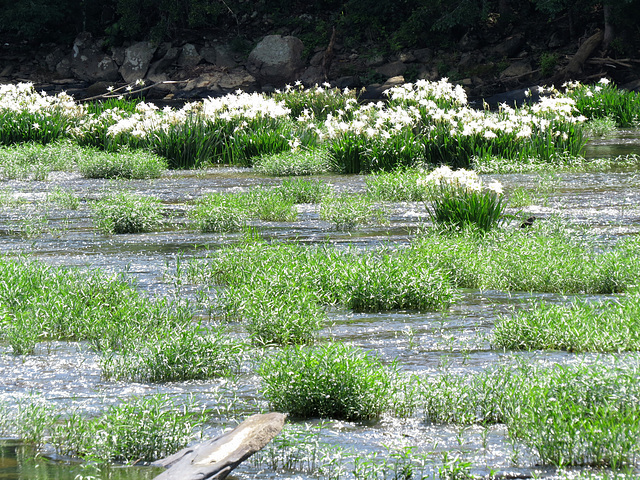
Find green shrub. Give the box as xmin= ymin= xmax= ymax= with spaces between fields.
xmin=92 ymin=191 xmax=163 ymax=234
xmin=259 ymin=343 xmax=396 ymax=421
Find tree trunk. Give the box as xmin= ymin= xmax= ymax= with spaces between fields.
xmin=602 ymin=4 xmax=614 ymax=52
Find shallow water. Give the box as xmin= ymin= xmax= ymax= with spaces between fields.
xmin=1 ymin=136 xmax=640 ymax=479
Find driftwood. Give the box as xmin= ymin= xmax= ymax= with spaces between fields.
xmin=563 ymin=30 xmax=604 ymax=78
xmin=152 ymin=412 xmax=286 ymax=480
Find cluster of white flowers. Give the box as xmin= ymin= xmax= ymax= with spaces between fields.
xmin=418 ymin=165 xmax=503 ymax=194
xmin=201 ymin=91 xmax=290 ymax=121
xmin=385 ymin=78 xmax=468 ymax=107
xmin=0 ymin=83 xmax=82 ymax=117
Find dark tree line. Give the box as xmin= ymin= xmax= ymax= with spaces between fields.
xmin=1 ymin=0 xmax=638 ymax=55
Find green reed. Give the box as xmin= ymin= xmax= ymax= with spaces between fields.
xmin=421 ymin=360 xmax=640 ymax=468
xmin=365 ymin=167 xmax=430 ymax=202
xmin=92 ymin=191 xmax=164 ymax=234
xmin=100 ymin=324 xmax=244 ymax=382
xmin=566 ymin=81 xmax=640 ymax=127
xmin=273 ymin=177 xmax=332 ymax=204
xmin=254 ymin=147 xmax=333 ymax=176
xmin=493 ymin=291 xmax=640 ymax=352
xmin=411 ymin=223 xmax=640 ymax=294
xmin=0 ymin=141 xmax=82 ymax=180
xmin=0 ymin=258 xmax=193 ymax=354
xmin=259 ymin=342 xmax=396 ymax=421
xmin=78 ymin=148 xmax=167 ymax=179
xmin=319 ymin=193 xmax=388 ymax=231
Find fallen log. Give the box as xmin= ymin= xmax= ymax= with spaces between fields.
xmin=564 ymin=30 xmax=604 ymax=78
xmin=152 ymin=412 xmax=286 ymax=480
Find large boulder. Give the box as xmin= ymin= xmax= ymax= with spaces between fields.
xmin=247 ymin=35 xmax=304 ymax=85
xmin=70 ymin=32 xmax=119 ymax=82
xmin=178 ymin=43 xmax=202 ymax=68
xmin=120 ymin=41 xmax=157 ymax=83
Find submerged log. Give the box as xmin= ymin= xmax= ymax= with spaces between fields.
xmin=152 ymin=412 xmax=286 ymax=480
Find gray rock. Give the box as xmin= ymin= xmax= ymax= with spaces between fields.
xmin=70 ymin=32 xmax=119 ymax=82
xmin=412 ymin=48 xmax=433 ymax=63
xmin=178 ymin=43 xmax=202 ymax=68
xmin=213 ymin=45 xmax=237 ymax=69
xmin=489 ymin=34 xmax=525 ymax=58
xmin=147 ymin=47 xmax=180 ymax=77
xmin=375 ymin=61 xmax=407 ymax=78
xmin=200 ymin=46 xmax=218 ymax=64
xmin=499 ymin=59 xmax=532 ymax=79
xmin=120 ymin=41 xmax=157 ymax=83
xmin=152 ymin=412 xmax=285 ymax=480
xmin=247 ymin=35 xmax=304 ymax=85
xmin=45 ymin=48 xmax=66 ymax=72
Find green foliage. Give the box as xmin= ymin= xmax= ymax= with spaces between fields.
xmin=565 ymin=80 xmax=640 ymax=128
xmin=412 ymin=224 xmax=640 ymax=294
xmin=78 ymin=148 xmax=167 ymax=179
xmin=259 ymin=342 xmax=396 ymax=420
xmin=189 ymin=192 xmax=248 ymax=233
xmin=92 ymin=191 xmax=164 ymax=234
xmin=100 ymin=325 xmax=244 ymax=381
xmin=493 ymin=291 xmax=640 ymax=352
xmin=254 ymin=148 xmax=333 ymax=176
xmin=0 ymin=258 xmax=193 ymax=354
xmin=320 ymin=193 xmax=388 ymax=230
xmin=274 ymin=178 xmax=332 ymax=204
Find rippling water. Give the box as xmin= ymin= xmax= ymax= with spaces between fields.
xmin=1 ymin=133 xmax=640 ymax=479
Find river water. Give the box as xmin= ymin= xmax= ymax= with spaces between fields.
xmin=1 ymin=131 xmax=639 ymax=479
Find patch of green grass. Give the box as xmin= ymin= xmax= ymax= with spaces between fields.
xmin=320 ymin=193 xmax=388 ymax=230
xmin=420 ymin=361 xmax=640 ymax=468
xmin=584 ymin=116 xmax=617 ymax=137
xmin=244 ymin=188 xmax=298 ymax=222
xmin=259 ymin=342 xmax=396 ymax=421
xmin=0 ymin=141 xmax=82 ymax=180
xmin=0 ymin=258 xmax=193 ymax=354
xmin=274 ymin=177 xmax=332 ymax=204
xmin=100 ymin=325 xmax=244 ymax=382
xmin=77 ymin=148 xmax=167 ymax=179
xmin=189 ymin=192 xmax=248 ymax=233
xmin=46 ymin=186 xmax=80 ymax=210
xmin=493 ymin=291 xmax=640 ymax=352
xmin=254 ymin=147 xmax=333 ymax=176
xmin=365 ymin=167 xmax=430 ymax=202
xmin=411 ymin=224 xmax=640 ymax=294
xmin=92 ymin=191 xmax=163 ymax=234
xmin=186 ymin=242 xmax=455 ymax=314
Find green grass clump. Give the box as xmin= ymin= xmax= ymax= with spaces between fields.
xmin=225 ymin=283 xmax=325 ymax=346
xmin=320 ymin=193 xmax=387 ymax=230
xmin=365 ymin=168 xmax=430 ymax=202
xmin=190 ymin=192 xmax=248 ymax=233
xmin=274 ymin=177 xmax=332 ymax=204
xmin=421 ymin=361 xmax=640 ymax=468
xmin=0 ymin=258 xmax=192 ymax=354
xmin=244 ymin=188 xmax=298 ymax=222
xmin=254 ymin=148 xmax=333 ymax=176
xmin=77 ymin=148 xmax=167 ymax=179
xmin=259 ymin=342 xmax=396 ymax=421
xmin=411 ymin=225 xmax=640 ymax=294
xmin=187 ymin=242 xmax=455 ymax=315
xmin=100 ymin=325 xmax=244 ymax=382
xmin=92 ymin=191 xmax=163 ymax=234
xmin=584 ymin=116 xmax=617 ymax=137
xmin=493 ymin=292 xmax=640 ymax=352
xmin=0 ymin=141 xmax=82 ymax=180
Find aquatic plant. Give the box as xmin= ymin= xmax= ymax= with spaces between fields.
xmin=320 ymin=193 xmax=388 ymax=230
xmin=274 ymin=177 xmax=332 ymax=204
xmin=100 ymin=325 xmax=244 ymax=382
xmin=77 ymin=148 xmax=167 ymax=179
xmin=243 ymin=187 xmax=298 ymax=222
xmin=0 ymin=140 xmax=81 ymax=180
xmin=52 ymin=395 xmax=203 ymax=463
xmin=254 ymin=147 xmax=332 ymax=176
xmin=412 ymin=224 xmax=640 ymax=294
xmin=272 ymin=82 xmax=359 ymax=121
xmin=259 ymin=342 xmax=396 ymax=421
xmin=420 ymin=166 xmax=508 ymax=231
xmin=365 ymin=167 xmax=430 ymax=202
xmin=189 ymin=192 xmax=248 ymax=233
xmin=92 ymin=191 xmax=163 ymax=234
xmin=0 ymin=258 xmax=193 ymax=354
xmin=421 ymin=361 xmax=640 ymax=468
xmin=493 ymin=291 xmax=640 ymax=352
xmin=563 ymin=78 xmax=640 ymax=127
